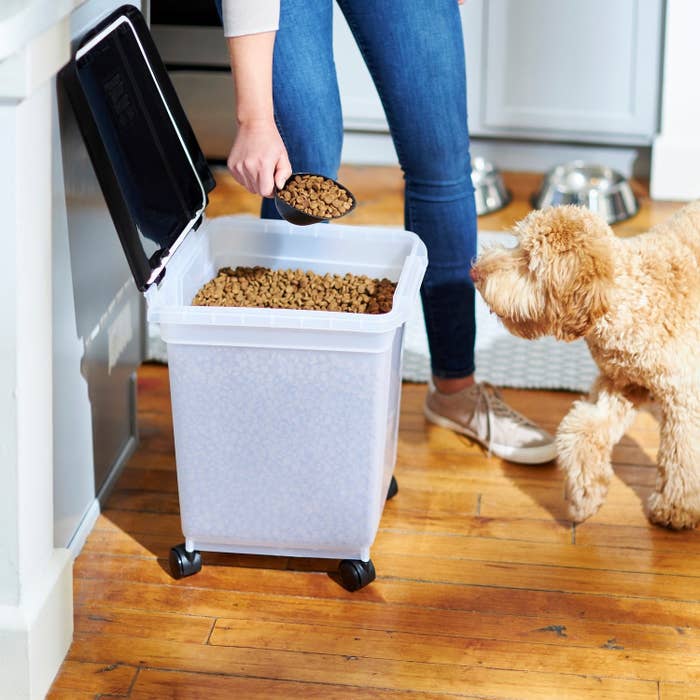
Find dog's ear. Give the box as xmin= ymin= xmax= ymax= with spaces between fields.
xmin=520 ymin=206 xmax=615 ymax=341
xmin=549 ymin=235 xmax=614 ymax=340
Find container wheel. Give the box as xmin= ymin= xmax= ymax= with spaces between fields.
xmin=386 ymin=475 xmax=399 ymax=501
xmin=169 ymin=543 xmax=202 ymax=579
xmin=338 ymin=559 xmax=376 ymax=591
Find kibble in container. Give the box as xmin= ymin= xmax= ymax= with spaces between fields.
xmin=62 ymin=4 xmax=427 ymax=592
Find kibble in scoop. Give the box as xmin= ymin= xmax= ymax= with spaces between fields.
xmin=277 ymin=174 xmax=354 ymax=219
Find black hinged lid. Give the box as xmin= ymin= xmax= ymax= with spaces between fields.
xmin=59 ymin=4 xmax=216 ymax=291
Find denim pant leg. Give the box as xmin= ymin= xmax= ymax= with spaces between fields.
xmin=265 ymin=1 xmax=344 ymax=219
xmin=213 ymin=0 xmax=343 ymax=221
xmin=338 ymin=0 xmax=477 ymax=378
xmin=213 ymin=0 xmax=476 ymax=376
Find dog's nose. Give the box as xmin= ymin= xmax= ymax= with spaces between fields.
xmin=470 ymin=266 xmax=480 ymax=283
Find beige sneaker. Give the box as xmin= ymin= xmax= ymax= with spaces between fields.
xmin=424 ymin=381 xmax=556 ymax=464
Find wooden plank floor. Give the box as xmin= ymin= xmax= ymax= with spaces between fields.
xmin=49 ymin=167 xmax=700 ymax=700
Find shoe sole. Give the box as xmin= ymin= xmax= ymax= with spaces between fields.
xmin=423 ymin=404 xmax=557 ymax=465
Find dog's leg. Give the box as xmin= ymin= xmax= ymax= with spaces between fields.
xmin=557 ymin=378 xmax=646 ymax=522
xmin=648 ymin=395 xmax=700 ymax=529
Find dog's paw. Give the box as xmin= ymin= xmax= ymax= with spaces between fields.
xmin=564 ymin=475 xmax=608 ymax=523
xmin=648 ymin=491 xmax=700 ymax=530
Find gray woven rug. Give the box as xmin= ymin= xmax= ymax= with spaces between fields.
xmin=147 ymin=229 xmax=598 ymax=393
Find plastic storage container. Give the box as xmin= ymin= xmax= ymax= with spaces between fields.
xmin=153 ymin=217 xmax=426 ymax=589
xmin=60 ymin=5 xmax=427 ymax=591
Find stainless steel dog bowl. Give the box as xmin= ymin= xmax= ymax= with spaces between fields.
xmin=532 ymin=161 xmax=638 ymax=224
xmin=472 ymin=157 xmax=511 ymax=216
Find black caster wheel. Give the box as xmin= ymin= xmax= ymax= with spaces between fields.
xmin=169 ymin=543 xmax=202 ymax=580
xmin=338 ymin=559 xmax=376 ymax=592
xmin=386 ymin=475 xmax=399 ymax=501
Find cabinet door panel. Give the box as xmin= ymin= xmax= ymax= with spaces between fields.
xmin=333 ymin=3 xmax=482 ymax=132
xmin=333 ymin=5 xmax=385 ymax=130
xmin=481 ymin=0 xmax=663 ymax=140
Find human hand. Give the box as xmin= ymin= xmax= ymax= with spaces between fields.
xmin=226 ymin=118 xmax=292 ymax=198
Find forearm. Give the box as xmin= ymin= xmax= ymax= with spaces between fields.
xmin=226 ymin=32 xmax=276 ymax=125
xmin=223 ymin=25 xmax=290 ymax=196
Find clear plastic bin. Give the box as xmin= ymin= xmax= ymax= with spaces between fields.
xmin=148 ymin=216 xmax=427 ymax=587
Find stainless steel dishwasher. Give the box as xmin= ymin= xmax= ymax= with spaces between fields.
xmin=52 ymin=0 xmax=146 ymax=552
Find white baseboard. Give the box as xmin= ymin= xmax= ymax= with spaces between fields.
xmin=650 ymin=135 xmax=700 ymax=200
xmin=66 ymin=498 xmax=101 ymax=560
xmin=341 ymin=131 xmax=650 ymax=179
xmin=0 ymin=549 xmax=73 ymax=699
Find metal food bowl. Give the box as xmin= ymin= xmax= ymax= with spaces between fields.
xmin=532 ymin=161 xmax=638 ymax=224
xmin=471 ymin=157 xmax=511 ymax=216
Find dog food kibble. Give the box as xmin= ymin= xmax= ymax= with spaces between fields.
xmin=193 ymin=266 xmax=396 ymax=314
xmin=277 ymin=174 xmax=353 ymax=219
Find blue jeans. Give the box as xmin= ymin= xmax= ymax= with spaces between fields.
xmin=214 ymin=0 xmax=478 ymax=378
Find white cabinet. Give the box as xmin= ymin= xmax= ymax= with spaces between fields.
xmin=473 ymin=0 xmax=664 ymax=143
xmin=332 ymin=5 xmax=385 ymax=131
xmin=334 ymin=0 xmax=664 ymax=146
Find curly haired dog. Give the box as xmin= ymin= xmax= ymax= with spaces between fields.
xmin=471 ymin=203 xmax=700 ymax=529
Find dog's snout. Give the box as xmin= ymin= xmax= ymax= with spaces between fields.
xmin=470 ymin=266 xmax=481 ymax=283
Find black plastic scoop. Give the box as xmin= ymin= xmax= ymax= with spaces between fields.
xmin=274 ymin=172 xmax=357 ymax=226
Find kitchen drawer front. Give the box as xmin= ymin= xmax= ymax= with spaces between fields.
xmin=169 ymin=70 xmax=236 ymax=161
xmin=151 ymin=25 xmax=229 ymax=68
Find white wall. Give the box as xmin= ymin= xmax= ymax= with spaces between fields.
xmin=0 ymin=8 xmax=75 ymax=700
xmin=650 ymin=0 xmax=700 ymax=200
